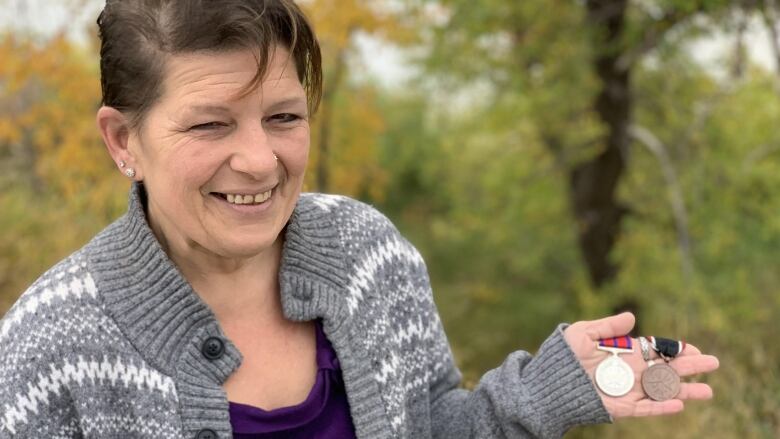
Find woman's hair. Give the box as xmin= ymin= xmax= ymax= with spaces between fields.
xmin=97 ymin=0 xmax=322 ymax=129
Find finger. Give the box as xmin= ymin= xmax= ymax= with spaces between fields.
xmin=584 ymin=312 xmax=636 ymax=341
xmin=676 ymin=383 xmax=714 ymax=400
xmin=670 ymin=355 xmax=720 ymax=377
xmin=630 ymin=399 xmax=684 ymax=417
xmin=680 ymin=343 xmax=701 ymax=356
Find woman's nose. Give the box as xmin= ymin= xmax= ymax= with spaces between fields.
xmin=229 ymin=124 xmax=277 ymax=177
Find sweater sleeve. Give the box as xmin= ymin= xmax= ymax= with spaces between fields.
xmin=327 ymin=196 xmax=612 ymax=437
xmin=0 ymin=299 xmax=83 ymax=438
xmin=417 ymin=267 xmax=612 ymax=438
xmin=428 ymin=323 xmax=612 ymax=438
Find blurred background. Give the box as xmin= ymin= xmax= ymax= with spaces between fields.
xmin=1 ymin=0 xmax=779 ymax=437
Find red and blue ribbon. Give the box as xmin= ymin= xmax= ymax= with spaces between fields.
xmin=599 ymin=336 xmax=633 ymax=349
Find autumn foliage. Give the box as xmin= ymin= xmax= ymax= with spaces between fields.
xmin=3 ymin=1 xmax=780 ymax=438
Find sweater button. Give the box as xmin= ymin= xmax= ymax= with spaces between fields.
xmin=201 ymin=337 xmax=225 ymax=360
xmin=195 ymin=429 xmax=218 ymax=439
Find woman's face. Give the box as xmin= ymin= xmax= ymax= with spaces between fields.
xmin=129 ymin=48 xmax=310 ymax=259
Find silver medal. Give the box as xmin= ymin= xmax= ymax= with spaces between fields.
xmin=595 ymin=353 xmax=634 ymax=397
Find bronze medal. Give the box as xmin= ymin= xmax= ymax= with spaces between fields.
xmin=641 ymin=362 xmax=680 ymax=401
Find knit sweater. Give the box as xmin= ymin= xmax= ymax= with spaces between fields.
xmin=0 ymin=184 xmax=610 ymax=438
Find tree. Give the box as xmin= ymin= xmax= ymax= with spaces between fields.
xmin=302 ymin=0 xmax=416 ymax=197
xmin=419 ymin=0 xmax=732 ymax=291
xmin=0 ymin=32 xmax=125 ymax=313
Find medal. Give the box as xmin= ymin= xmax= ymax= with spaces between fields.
xmin=639 ymin=336 xmax=682 ymax=401
xmin=641 ymin=362 xmax=680 ymax=401
xmin=594 ymin=336 xmax=635 ymax=397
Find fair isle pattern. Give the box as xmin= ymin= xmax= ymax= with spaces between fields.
xmin=0 ymin=258 xmax=97 ymax=342
xmin=343 ymin=233 xmax=426 ymax=314
xmin=348 ymin=234 xmax=438 ymax=433
xmin=324 ymin=195 xmax=452 ymax=435
xmin=1 ymin=301 xmax=129 ymax=375
xmin=2 ymin=356 xmax=177 ymax=434
xmin=308 ymin=193 xmax=345 ymax=212
xmin=80 ymin=415 xmax=181 ymax=437
xmin=1 ymin=185 xmax=610 ymax=438
xmin=51 ymin=418 xmax=82 ymax=439
xmin=0 ymin=249 xmax=180 ymax=438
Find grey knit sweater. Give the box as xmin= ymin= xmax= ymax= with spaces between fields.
xmin=0 ymin=184 xmax=610 ymax=438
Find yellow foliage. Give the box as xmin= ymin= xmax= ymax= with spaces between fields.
xmin=303 ymin=0 xmax=416 ymax=50
xmin=299 ymin=0 xmax=415 ymax=200
xmin=306 ymin=83 xmax=388 ymax=200
xmin=0 ymin=32 xmax=128 ymax=312
xmin=0 ymin=33 xmax=114 ymax=200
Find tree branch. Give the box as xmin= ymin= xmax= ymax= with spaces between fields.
xmin=732 ymin=7 xmax=750 ymax=80
xmin=760 ymin=0 xmax=780 ymax=81
xmin=616 ymin=5 xmax=706 ymax=72
xmin=628 ymin=124 xmax=694 ymax=282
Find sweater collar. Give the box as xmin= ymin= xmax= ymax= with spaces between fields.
xmin=86 ymin=183 xmax=394 ymax=438
xmin=86 ymin=182 xmax=350 ymax=376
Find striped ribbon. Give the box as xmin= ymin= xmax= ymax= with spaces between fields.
xmin=649 ymin=336 xmax=685 ymax=359
xmin=598 ymin=335 xmax=633 ymax=350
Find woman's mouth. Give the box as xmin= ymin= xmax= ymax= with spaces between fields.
xmin=211 ymin=189 xmax=273 ymax=206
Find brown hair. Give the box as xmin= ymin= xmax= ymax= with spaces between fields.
xmin=97 ymin=0 xmax=322 ymax=129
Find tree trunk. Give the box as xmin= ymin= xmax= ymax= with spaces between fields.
xmin=574 ymin=0 xmax=631 ymax=288
xmin=761 ymin=0 xmax=780 ymax=82
xmin=732 ymin=7 xmax=749 ymax=80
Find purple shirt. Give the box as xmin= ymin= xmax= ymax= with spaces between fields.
xmin=228 ymin=321 xmax=357 ymax=439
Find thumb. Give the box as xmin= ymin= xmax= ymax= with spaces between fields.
xmin=584 ymin=312 xmax=635 ymax=341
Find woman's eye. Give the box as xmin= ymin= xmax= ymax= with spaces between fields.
xmin=267 ymin=113 xmax=302 ymax=124
xmin=190 ymin=122 xmax=227 ymax=131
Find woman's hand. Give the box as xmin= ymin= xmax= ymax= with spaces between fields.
xmin=563 ymin=312 xmax=719 ymax=418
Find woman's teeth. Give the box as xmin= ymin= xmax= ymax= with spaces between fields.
xmin=225 ymin=190 xmax=272 ymax=205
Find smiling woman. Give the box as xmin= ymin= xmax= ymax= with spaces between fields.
xmin=100 ymin=49 xmax=311 ymax=261
xmin=0 ymin=1 xmax=720 ymax=439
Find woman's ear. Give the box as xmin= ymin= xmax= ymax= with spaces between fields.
xmin=96 ymin=106 xmax=143 ymax=180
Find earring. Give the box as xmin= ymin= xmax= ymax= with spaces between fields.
xmin=125 ymin=168 xmax=136 ymax=179
xmin=273 ymin=153 xmax=278 ymax=161
xmin=119 ymin=160 xmax=126 ymax=168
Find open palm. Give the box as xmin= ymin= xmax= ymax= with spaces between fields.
xmin=563 ymin=312 xmax=720 ymax=418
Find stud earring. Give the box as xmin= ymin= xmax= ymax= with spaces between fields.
xmin=125 ymin=168 xmax=136 ymax=179
xmin=119 ymin=160 xmax=126 ymax=168
xmin=273 ymin=153 xmax=278 ymax=161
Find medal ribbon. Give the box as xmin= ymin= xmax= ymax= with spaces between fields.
xmin=649 ymin=336 xmax=685 ymax=359
xmin=599 ymin=336 xmax=633 ymax=350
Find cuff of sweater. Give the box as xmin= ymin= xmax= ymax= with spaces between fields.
xmin=522 ymin=324 xmax=612 ymax=437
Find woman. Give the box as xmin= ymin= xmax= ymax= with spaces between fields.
xmin=0 ymin=0 xmax=719 ymax=438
